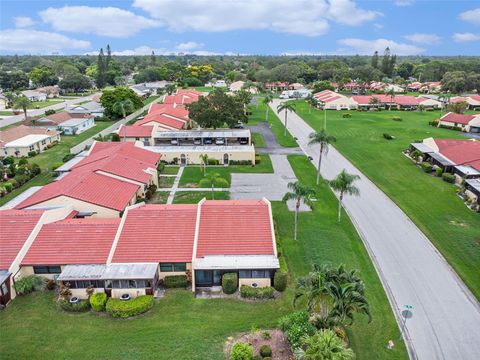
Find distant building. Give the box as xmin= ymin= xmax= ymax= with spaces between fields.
xmin=21 ymin=90 xmax=47 ymax=102
xmin=0 ymin=125 xmax=61 ymax=157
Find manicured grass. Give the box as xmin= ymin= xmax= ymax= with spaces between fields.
xmin=142 ymin=95 xmax=161 ymax=105
xmin=173 ymin=191 xmax=230 ymax=204
xmin=28 ymin=99 xmax=65 ymax=109
xmin=248 ymin=100 xmax=298 ymax=147
xmin=0 ymin=121 xmax=116 ymax=207
xmin=178 ymin=155 xmax=273 ymax=188
xmin=0 ymin=111 xmax=14 ymax=116
xmin=162 ymin=166 xmax=179 ymax=175
xmin=276 ymin=155 xmax=407 ymax=359
xmin=147 ymin=191 xmax=169 ymax=204
xmin=190 ymin=86 xmax=213 ymax=93
xmin=158 ymin=176 xmax=176 ymax=188
xmin=252 ymin=132 xmax=265 ymax=147
xmin=293 ymin=100 xmax=480 ymax=300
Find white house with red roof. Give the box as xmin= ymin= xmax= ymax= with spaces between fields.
xmin=437 ymin=112 xmax=480 ymax=133
xmin=450 ymin=96 xmax=480 ymax=110
xmin=313 ymin=90 xmax=357 ymax=110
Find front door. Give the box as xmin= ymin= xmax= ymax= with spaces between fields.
xmin=180 ymin=154 xmax=186 ymax=166
xmin=213 ymin=271 xmax=222 ymax=286
xmin=0 ymin=277 xmax=11 ymax=306
xmin=195 ymin=270 xmax=212 ymax=287
xmin=223 ymin=153 xmax=229 ymax=165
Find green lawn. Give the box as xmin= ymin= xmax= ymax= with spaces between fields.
xmin=147 ymin=191 xmax=169 ymax=204
xmin=162 ymin=166 xmax=180 ymax=175
xmin=28 ymin=99 xmax=65 ymax=109
xmin=252 ymin=132 xmax=265 ymax=147
xmin=248 ymin=100 xmax=298 ymax=147
xmin=0 ymin=110 xmax=14 ymax=116
xmin=178 ymin=154 xmax=273 ymax=188
xmin=293 ymin=100 xmax=480 ymax=300
xmin=173 ymin=191 xmax=230 ymax=203
xmin=0 ymin=121 xmax=116 ymax=207
xmin=158 ymin=176 xmax=176 ymax=188
xmin=142 ymin=95 xmax=161 ymax=106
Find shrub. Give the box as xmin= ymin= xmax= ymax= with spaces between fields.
xmin=106 ymin=295 xmax=154 ymax=318
xmin=259 ymin=345 xmax=272 ymax=358
xmin=8 ymin=178 xmax=18 ymax=189
xmin=111 ymin=133 xmax=120 ymax=142
xmin=45 ymin=109 xmax=56 ymax=116
xmin=342 ymin=113 xmax=352 ymax=118
xmin=52 ymin=162 xmax=64 ymax=171
xmin=157 ymin=162 xmax=165 ymax=173
xmin=273 ymin=270 xmax=287 ymax=292
xmin=262 ymin=331 xmax=271 ymax=340
xmin=392 ymin=116 xmax=402 ymax=121
xmin=207 ymin=159 xmax=219 ymax=165
xmin=383 ymin=133 xmax=394 ymax=140
xmin=215 ymin=177 xmax=229 ymax=188
xmin=230 ymin=342 xmax=253 ymax=360
xmin=229 ymin=160 xmax=252 ymax=166
xmin=435 ymin=168 xmax=443 ymax=177
xmin=255 ymin=154 xmax=261 ymax=164
xmin=14 ymin=174 xmax=28 ymax=185
xmin=442 ymin=172 xmax=455 ymax=183
xmin=13 ymin=275 xmax=45 ymax=295
xmin=28 ymin=163 xmax=41 ymax=176
xmin=278 ymin=311 xmax=316 ymax=349
xmin=45 ymin=279 xmax=56 ymax=290
xmin=421 ymin=162 xmax=432 ymax=173
xmin=58 ymin=299 xmax=90 ymax=312
xmin=164 ymin=275 xmax=188 ymax=288
xmin=253 ymin=356 xmax=262 ymax=360
xmin=18 ymin=157 xmax=28 ymax=166
xmin=28 ymin=151 xmax=37 ymax=157
xmin=4 ymin=182 xmax=13 ymax=192
xmin=90 ymin=292 xmax=108 ymax=311
xmin=3 ymin=156 xmax=15 ymax=165
xmin=240 ymin=285 xmax=274 ymax=300
xmin=429 ymin=120 xmax=439 ymax=127
xmin=62 ymin=153 xmax=75 ymax=162
xmin=222 ymin=273 xmax=238 ymax=294
xmin=0 ymin=186 xmax=6 ymax=196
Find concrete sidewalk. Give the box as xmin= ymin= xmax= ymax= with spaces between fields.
xmin=272 ymin=99 xmax=480 ymax=360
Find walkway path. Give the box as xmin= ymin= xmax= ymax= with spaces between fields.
xmin=271 ymin=99 xmax=480 ymax=360
xmin=0 ymin=92 xmax=101 ymax=128
xmin=166 ymin=167 xmax=184 ymax=204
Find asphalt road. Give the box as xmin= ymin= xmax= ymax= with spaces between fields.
xmin=271 ymin=99 xmax=480 ymax=360
xmin=0 ymin=92 xmax=101 ymax=128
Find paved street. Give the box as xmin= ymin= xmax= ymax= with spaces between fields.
xmin=271 ymin=99 xmax=480 ymax=359
xmin=0 ymin=92 xmax=101 ymax=128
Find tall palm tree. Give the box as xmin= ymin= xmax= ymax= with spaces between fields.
xmin=306 ymin=94 xmax=318 ymax=114
xmin=112 ymin=99 xmax=134 ymax=120
xmin=277 ymin=102 xmax=296 ymax=136
xmin=14 ymin=96 xmax=31 ymax=122
xmin=293 ymin=266 xmax=331 ymax=314
xmin=295 ymin=329 xmax=355 ymax=360
xmin=199 ymin=154 xmax=209 ymax=176
xmin=387 ymin=88 xmax=396 ymax=111
xmin=282 ymin=181 xmax=315 ymax=241
xmin=207 ymin=172 xmax=220 ymax=200
xmin=263 ymin=94 xmax=273 ymax=122
xmin=308 ymin=130 xmax=337 ymax=185
xmin=328 ymin=281 xmax=372 ymax=325
xmin=327 ymin=170 xmax=360 ymax=223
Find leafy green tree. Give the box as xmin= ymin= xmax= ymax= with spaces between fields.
xmin=0 ymin=70 xmax=29 ymax=91
xmin=446 ymin=101 xmax=468 ymax=114
xmin=295 ymin=329 xmax=355 ymax=360
xmin=58 ymin=73 xmax=91 ymax=92
xmin=282 ymin=181 xmax=316 ymax=241
xmin=371 ymin=50 xmax=379 ymax=69
xmin=14 ymin=96 xmax=31 ymax=121
xmin=112 ymin=99 xmax=135 ymax=120
xmin=312 ymin=81 xmax=335 ymax=94
xmin=386 ymin=88 xmax=396 ymax=111
xmin=327 ymin=170 xmax=360 ymax=223
xmin=29 ymin=66 xmax=58 ymax=87
xmin=263 ymin=94 xmax=273 ymax=121
xmin=96 ymin=48 xmax=106 ymax=88
xmin=328 ymin=281 xmax=372 ymax=325
xmin=308 ymin=130 xmax=337 ymax=185
xmin=277 ymin=102 xmax=296 ymax=136
xmin=100 ymin=87 xmax=143 ymax=119
xmin=165 ymin=84 xmax=176 ymax=95
xmin=306 ymin=94 xmax=319 ymax=114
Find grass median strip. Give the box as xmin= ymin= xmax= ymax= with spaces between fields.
xmin=173 ymin=191 xmax=230 ymax=203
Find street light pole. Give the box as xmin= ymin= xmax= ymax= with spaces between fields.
xmin=400 ymin=304 xmax=414 ymax=340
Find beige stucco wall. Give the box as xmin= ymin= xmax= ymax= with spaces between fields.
xmin=30 ymin=196 xmax=122 ymax=218
xmin=19 ymin=265 xmax=65 ymax=280
xmin=4 ymin=134 xmax=60 ymax=157
xmin=158 ymin=149 xmax=255 ymax=165
xmin=465 ymin=189 xmax=478 ymax=202
xmin=239 ymin=278 xmax=271 ymax=288
xmin=159 ymin=263 xmax=192 ymax=280
xmin=70 ymin=288 xmax=104 ymax=300
xmin=438 ymin=120 xmax=468 ymax=131
xmin=111 ymin=288 xmax=146 ymax=298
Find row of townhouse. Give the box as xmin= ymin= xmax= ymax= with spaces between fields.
xmin=118 ymin=89 xmax=256 ymax=165
xmin=437 ymin=112 xmax=480 ymax=133
xmin=0 ymin=125 xmax=61 ymax=158
xmin=0 ymin=199 xmax=279 ymax=306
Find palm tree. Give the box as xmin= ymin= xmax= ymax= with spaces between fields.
xmin=207 ymin=172 xmax=220 ymax=200
xmin=282 ymin=181 xmax=316 ymax=240
xmin=294 ymin=329 xmax=355 ymax=360
xmin=263 ymin=94 xmax=273 ymax=122
xmin=387 ymin=88 xmax=396 ymax=110
xmin=200 ymin=154 xmax=209 ymax=176
xmin=308 ymin=130 xmax=337 ymax=185
xmin=327 ymin=170 xmax=360 ymax=223
xmin=293 ymin=266 xmax=331 ymax=314
xmin=14 ymin=96 xmax=31 ymax=122
xmin=328 ymin=281 xmax=372 ymax=325
xmin=112 ymin=99 xmax=134 ymax=120
xmin=277 ymin=102 xmax=296 ymax=136
xmin=306 ymin=94 xmax=318 ymax=114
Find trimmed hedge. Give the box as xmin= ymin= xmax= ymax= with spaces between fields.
xmin=106 ymin=295 xmax=154 ymax=318
xmin=90 ymin=292 xmax=107 ymax=312
xmin=435 ymin=168 xmax=443 ymax=177
xmin=421 ymin=162 xmax=433 ymax=173
xmin=240 ymin=285 xmax=274 ymax=300
xmin=259 ymin=345 xmax=272 ymax=358
xmin=13 ymin=275 xmax=45 ymax=295
xmin=230 ymin=342 xmax=253 ymax=360
xmin=58 ymin=299 xmax=90 ymax=312
xmin=164 ymin=275 xmax=188 ymax=288
xmin=222 ymin=273 xmax=238 ymax=294
xmin=342 ymin=113 xmax=352 ymax=118
xmin=442 ymin=172 xmax=455 ymax=183
xmin=273 ymin=270 xmax=287 ymax=292
xmin=229 ymin=160 xmax=253 ymax=166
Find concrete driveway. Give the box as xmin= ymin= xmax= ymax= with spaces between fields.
xmin=271 ymin=99 xmax=480 ymax=359
xmin=248 ymin=122 xmax=303 ymax=155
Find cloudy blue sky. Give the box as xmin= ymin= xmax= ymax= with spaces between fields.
xmin=0 ymin=0 xmax=479 ymax=56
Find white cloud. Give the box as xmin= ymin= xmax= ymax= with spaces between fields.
xmin=14 ymin=16 xmax=35 ymax=28
xmin=452 ymin=32 xmax=480 ymax=42
xmin=84 ymin=45 xmax=234 ymax=56
xmin=132 ymin=0 xmax=381 ymax=37
xmin=175 ymin=42 xmax=204 ymax=51
xmin=394 ymin=0 xmax=415 ymax=6
xmin=459 ymin=8 xmax=480 ymax=25
xmin=337 ymin=38 xmax=424 ymax=55
xmin=373 ymin=23 xmax=384 ymax=30
xmin=0 ymin=29 xmax=90 ymax=54
xmin=404 ymin=33 xmax=441 ymax=44
xmin=39 ymin=6 xmax=160 ymax=38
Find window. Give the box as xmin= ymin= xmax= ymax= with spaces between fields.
xmin=29 ymin=145 xmax=34 ymax=151
xmin=33 ymin=265 xmax=61 ymax=274
xmin=69 ymin=280 xmax=104 ymax=289
xmin=160 ymin=263 xmax=186 ymax=272
xmin=135 ymin=137 xmax=140 ymax=141
xmin=239 ymin=270 xmax=270 ymax=279
xmin=41 ymin=140 xmax=46 ymax=145
xmin=106 ymin=279 xmax=150 ymax=288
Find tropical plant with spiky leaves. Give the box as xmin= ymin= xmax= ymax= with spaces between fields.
xmin=282 ymin=181 xmax=316 ymax=241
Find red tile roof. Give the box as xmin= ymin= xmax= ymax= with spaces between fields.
xmin=38 ymin=111 xmax=90 ymax=125
xmin=135 ymin=114 xmax=186 ymax=129
xmin=439 ymin=112 xmax=476 ymax=125
xmin=434 ymin=139 xmax=480 ymax=171
xmin=0 ymin=209 xmax=44 ymax=269
xmin=196 ymin=200 xmax=274 ymax=257
xmin=119 ymin=125 xmax=154 ymax=138
xmin=22 ymin=218 xmax=120 ymax=265
xmin=112 ymin=204 xmax=197 ymax=263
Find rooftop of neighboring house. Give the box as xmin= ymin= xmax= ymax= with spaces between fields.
xmin=111 ymin=204 xmax=198 ymax=263
xmin=118 ymin=125 xmax=154 ymax=138
xmin=438 ymin=112 xmax=478 ymax=125
xmin=4 ymin=134 xmax=50 ymax=148
xmin=67 ymin=101 xmax=104 ymax=113
xmin=0 ymin=209 xmax=44 ymax=270
xmin=21 ymin=90 xmax=45 ymax=97
xmin=36 ymin=111 xmax=91 ymax=126
xmin=313 ymin=90 xmax=345 ymax=103
xmin=419 ymin=138 xmax=480 ymax=171
xmin=0 ymin=125 xmax=61 ymax=149
xmin=22 ymin=218 xmax=121 ymax=265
